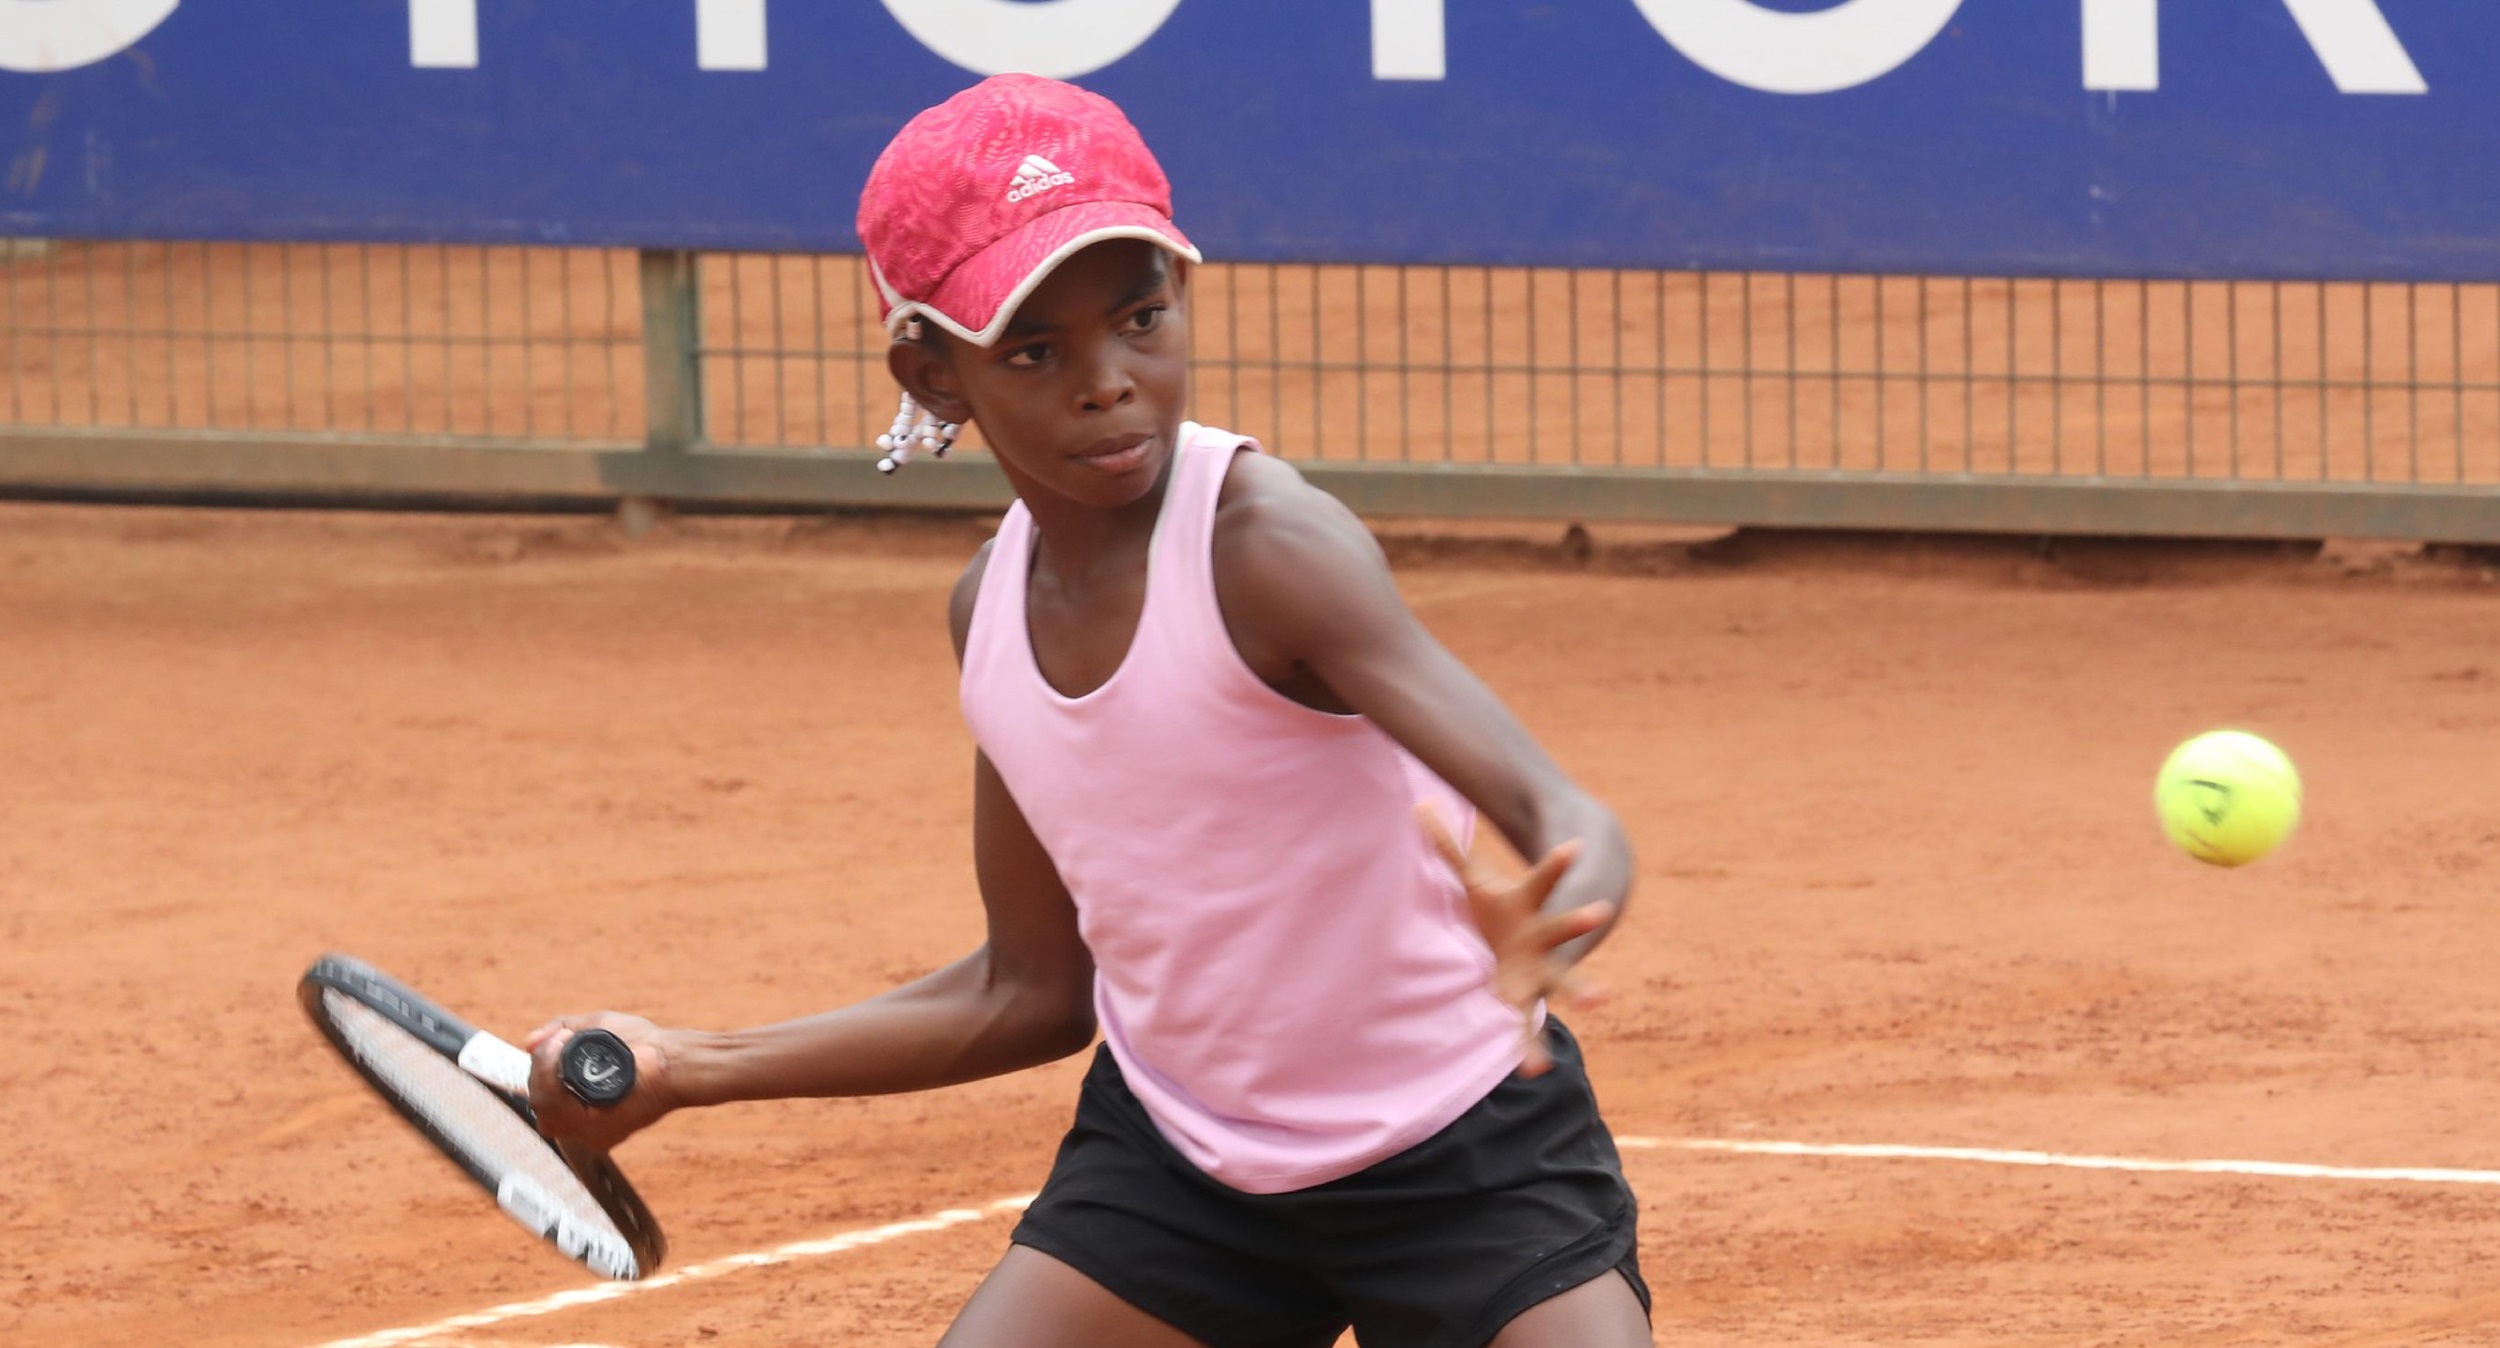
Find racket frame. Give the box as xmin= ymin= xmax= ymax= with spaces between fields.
xmin=298 ymin=952 xmax=667 ymax=1279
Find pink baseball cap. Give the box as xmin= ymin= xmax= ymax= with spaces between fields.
xmin=858 ymin=74 xmax=1201 ymax=348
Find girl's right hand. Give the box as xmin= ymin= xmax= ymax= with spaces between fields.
xmin=524 ymin=1012 xmax=680 ymax=1154
xmin=1419 ymin=807 xmax=1614 ymax=1077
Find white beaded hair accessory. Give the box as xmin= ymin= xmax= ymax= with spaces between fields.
xmin=876 ymin=318 xmax=961 ymax=473
xmin=875 ymin=392 xmax=959 ymax=473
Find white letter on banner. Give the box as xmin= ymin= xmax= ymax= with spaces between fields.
xmin=1626 ymin=0 xmax=1965 ymax=95
xmin=408 ymin=0 xmax=476 ymax=68
xmin=2086 ymin=0 xmax=2422 ymax=94
xmin=1373 ymin=0 xmax=1445 ymax=80
xmin=697 ymin=0 xmax=766 ymax=70
xmin=2081 ymin=0 xmax=2156 ymax=91
xmin=0 ymin=0 xmax=179 ymax=73
xmin=2280 ymin=0 xmax=2423 ymax=94
xmin=879 ymin=0 xmax=1184 ymax=80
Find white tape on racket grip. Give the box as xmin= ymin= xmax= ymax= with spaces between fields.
xmin=457 ymin=1033 xmax=535 ymax=1097
xmin=498 ymin=1173 xmax=639 ymax=1281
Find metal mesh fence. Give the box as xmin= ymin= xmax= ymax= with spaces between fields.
xmin=6 ymin=242 xmax=2498 ymax=488
xmin=0 ymin=241 xmax=641 ymax=442
xmin=699 ymin=254 xmax=2500 ymax=486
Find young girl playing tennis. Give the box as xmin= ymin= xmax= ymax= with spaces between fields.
xmin=528 ymin=74 xmax=1649 ymax=1348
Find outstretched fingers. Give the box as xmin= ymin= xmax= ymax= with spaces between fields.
xmin=1416 ymin=808 xmax=1616 ymax=1076
xmin=1515 ymin=838 xmax=1584 ymax=907
xmin=1496 ymin=900 xmax=1614 ymax=1008
xmin=1532 ymin=896 xmax=1613 ymax=947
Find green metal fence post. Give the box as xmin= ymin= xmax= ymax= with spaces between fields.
xmin=628 ymin=248 xmax=703 ymax=532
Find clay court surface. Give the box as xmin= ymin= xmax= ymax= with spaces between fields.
xmin=5 ymin=500 xmax=2500 ymax=1347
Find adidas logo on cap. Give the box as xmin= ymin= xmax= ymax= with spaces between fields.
xmin=1006 ymin=153 xmax=1077 ymax=204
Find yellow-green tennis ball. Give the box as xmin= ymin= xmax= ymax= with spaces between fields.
xmin=2154 ymin=730 xmax=2302 ymax=867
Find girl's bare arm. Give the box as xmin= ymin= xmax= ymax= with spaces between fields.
xmin=1209 ymin=453 xmax=1635 ymax=944
xmin=525 ymin=549 xmax=1096 ymax=1151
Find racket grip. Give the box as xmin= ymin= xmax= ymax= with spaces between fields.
xmin=558 ymin=1028 xmax=638 ymax=1107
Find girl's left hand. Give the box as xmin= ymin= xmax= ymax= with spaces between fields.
xmin=1420 ymin=806 xmax=1613 ymax=1077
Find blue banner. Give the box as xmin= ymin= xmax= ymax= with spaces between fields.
xmin=0 ymin=1 xmax=2492 ymax=279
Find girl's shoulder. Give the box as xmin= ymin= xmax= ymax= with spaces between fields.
xmin=1210 ymin=447 xmax=1350 ymax=542
xmin=1209 ymin=449 xmax=1398 ymax=646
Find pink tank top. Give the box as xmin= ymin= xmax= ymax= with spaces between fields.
xmin=959 ymin=423 xmax=1527 ymax=1193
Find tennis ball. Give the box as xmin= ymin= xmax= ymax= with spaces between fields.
xmin=2153 ymin=730 xmax=2302 ymax=867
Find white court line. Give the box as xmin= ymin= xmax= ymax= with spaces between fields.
xmin=1618 ymin=1136 xmax=2500 ymax=1186
xmin=310 ymin=1195 xmax=1033 ymax=1348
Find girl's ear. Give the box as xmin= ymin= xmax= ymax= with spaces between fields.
xmin=887 ymin=337 xmax=973 ymax=426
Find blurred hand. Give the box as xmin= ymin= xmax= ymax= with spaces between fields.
xmin=1420 ymin=806 xmax=1611 ymax=1077
xmin=524 ymin=1012 xmax=678 ymax=1154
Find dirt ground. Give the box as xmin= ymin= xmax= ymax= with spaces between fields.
xmin=4 ymin=499 xmax=2499 ymax=1347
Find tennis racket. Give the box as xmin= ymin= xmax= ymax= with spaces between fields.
xmin=297 ymin=952 xmax=666 ymax=1280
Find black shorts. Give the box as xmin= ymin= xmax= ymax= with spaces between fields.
xmin=1010 ymin=1019 xmax=1648 ymax=1348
